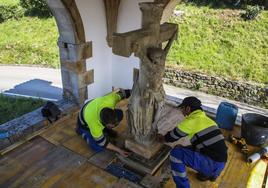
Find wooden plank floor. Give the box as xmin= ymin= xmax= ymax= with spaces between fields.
xmin=0 ymin=100 xmax=267 ymax=188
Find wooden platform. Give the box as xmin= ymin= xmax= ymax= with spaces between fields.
xmin=0 ymin=100 xmax=267 ymax=188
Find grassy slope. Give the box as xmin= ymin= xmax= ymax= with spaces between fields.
xmin=0 ymin=3 xmax=267 ymax=84
xmin=0 ymin=0 xmax=19 ymax=6
xmin=0 ymin=16 xmax=59 ymax=68
xmin=0 ymin=95 xmax=45 ymax=125
xmin=167 ymin=3 xmax=268 ymax=84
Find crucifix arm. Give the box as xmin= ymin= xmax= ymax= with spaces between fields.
xmin=163 ymin=29 xmax=178 ymax=54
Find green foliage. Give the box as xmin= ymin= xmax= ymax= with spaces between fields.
xmin=0 ymin=94 xmax=45 ymax=125
xmin=168 ymin=3 xmax=268 ymax=84
xmin=184 ymin=0 xmax=268 ymax=8
xmin=20 ymin=0 xmax=52 ymax=17
xmin=0 ymin=17 xmax=59 ymax=68
xmin=0 ymin=2 xmax=267 ymax=85
xmin=184 ymin=0 xmax=235 ymax=8
xmin=195 ymin=80 xmax=204 ymax=90
xmin=245 ymin=0 xmax=267 ymax=7
xmin=1 ymin=0 xmax=20 ymax=6
xmin=242 ymin=5 xmax=262 ymax=20
xmin=0 ymin=0 xmax=24 ymax=23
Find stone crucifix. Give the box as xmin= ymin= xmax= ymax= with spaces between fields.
xmin=112 ymin=2 xmax=178 ymax=158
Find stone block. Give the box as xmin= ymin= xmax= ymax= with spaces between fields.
xmin=58 ymin=41 xmax=92 ymax=61
xmin=0 ymin=138 xmax=11 ymax=150
xmin=61 ymin=60 xmax=87 ymax=74
xmin=125 ymin=139 xmax=162 ymax=159
xmin=117 ymin=144 xmax=171 ymax=175
xmin=82 ymin=69 xmax=94 ymax=86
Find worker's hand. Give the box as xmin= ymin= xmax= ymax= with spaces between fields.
xmin=118 ymin=149 xmax=130 ymax=158
xmin=157 ymin=134 xmax=165 ymax=143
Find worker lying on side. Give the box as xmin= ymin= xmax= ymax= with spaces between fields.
xmin=76 ymin=89 xmax=131 ymax=157
xmin=159 ymin=96 xmax=228 ymax=188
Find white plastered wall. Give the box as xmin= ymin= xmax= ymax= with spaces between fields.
xmin=111 ymin=0 xmax=154 ymax=90
xmin=76 ymin=0 xmax=110 ymax=100
xmin=76 ymin=0 xmax=153 ymax=100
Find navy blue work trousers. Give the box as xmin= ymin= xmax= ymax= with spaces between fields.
xmin=170 ymin=147 xmax=225 ymax=188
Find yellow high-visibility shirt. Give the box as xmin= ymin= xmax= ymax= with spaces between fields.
xmin=83 ymin=92 xmax=121 ymax=139
xmin=178 ymin=110 xmax=216 ymax=139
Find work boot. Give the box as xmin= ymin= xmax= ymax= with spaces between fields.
xmin=196 ymin=173 xmax=217 ymax=182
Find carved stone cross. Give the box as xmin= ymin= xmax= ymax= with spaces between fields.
xmin=112 ymin=2 xmax=177 ymax=159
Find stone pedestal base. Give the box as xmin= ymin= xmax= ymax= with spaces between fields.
xmin=117 ymin=144 xmax=171 ymax=175
xmin=125 ymin=139 xmax=162 ymax=159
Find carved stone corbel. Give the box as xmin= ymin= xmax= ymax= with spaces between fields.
xmin=103 ymin=0 xmax=121 ymax=47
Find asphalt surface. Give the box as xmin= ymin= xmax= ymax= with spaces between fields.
xmin=0 ymin=66 xmax=62 ymax=101
xmin=1 ymin=65 xmax=266 ymax=120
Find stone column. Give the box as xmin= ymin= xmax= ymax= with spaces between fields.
xmin=45 ymin=0 xmax=94 ymax=106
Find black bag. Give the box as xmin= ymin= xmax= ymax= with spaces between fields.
xmin=41 ymin=101 xmax=61 ymax=123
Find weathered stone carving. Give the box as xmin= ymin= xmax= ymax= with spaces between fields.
xmin=128 ymin=33 xmax=177 ymax=145
xmin=155 ymin=0 xmax=172 ymax=7
xmin=112 ymin=2 xmax=177 ymax=157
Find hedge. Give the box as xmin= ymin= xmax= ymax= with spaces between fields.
xmin=0 ymin=3 xmax=24 ymax=23
xmin=20 ymin=0 xmax=52 ymax=18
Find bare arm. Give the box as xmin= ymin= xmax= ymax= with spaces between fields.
xmin=106 ymin=143 xmax=130 ymax=157
xmin=93 ymin=133 xmax=129 ymax=157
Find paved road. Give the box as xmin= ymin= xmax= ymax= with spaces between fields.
xmin=165 ymin=84 xmax=268 ymax=125
xmin=0 ymin=66 xmax=62 ymax=101
xmin=1 ymin=65 xmax=266 ymax=120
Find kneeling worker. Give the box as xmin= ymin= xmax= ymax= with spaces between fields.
xmin=76 ymin=89 xmax=131 ymax=157
xmin=161 ymin=96 xmax=228 ymax=188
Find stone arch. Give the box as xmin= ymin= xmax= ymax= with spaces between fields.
xmin=45 ymin=0 xmax=93 ymax=106
xmin=44 ymin=0 xmax=177 ymax=106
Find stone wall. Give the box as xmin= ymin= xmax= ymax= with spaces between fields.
xmin=164 ymin=66 xmax=268 ymax=109
xmin=0 ymin=100 xmax=78 ymax=151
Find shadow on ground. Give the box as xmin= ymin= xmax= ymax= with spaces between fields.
xmin=3 ymin=79 xmax=62 ymax=100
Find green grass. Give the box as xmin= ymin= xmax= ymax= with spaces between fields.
xmin=0 ymin=95 xmax=45 ymax=125
xmin=167 ymin=3 xmax=268 ymax=84
xmin=0 ymin=3 xmax=267 ymax=84
xmin=0 ymin=16 xmax=59 ymax=68
xmin=0 ymin=0 xmax=19 ymax=6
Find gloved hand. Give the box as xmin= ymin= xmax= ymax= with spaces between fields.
xmin=118 ymin=89 xmax=132 ymax=99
